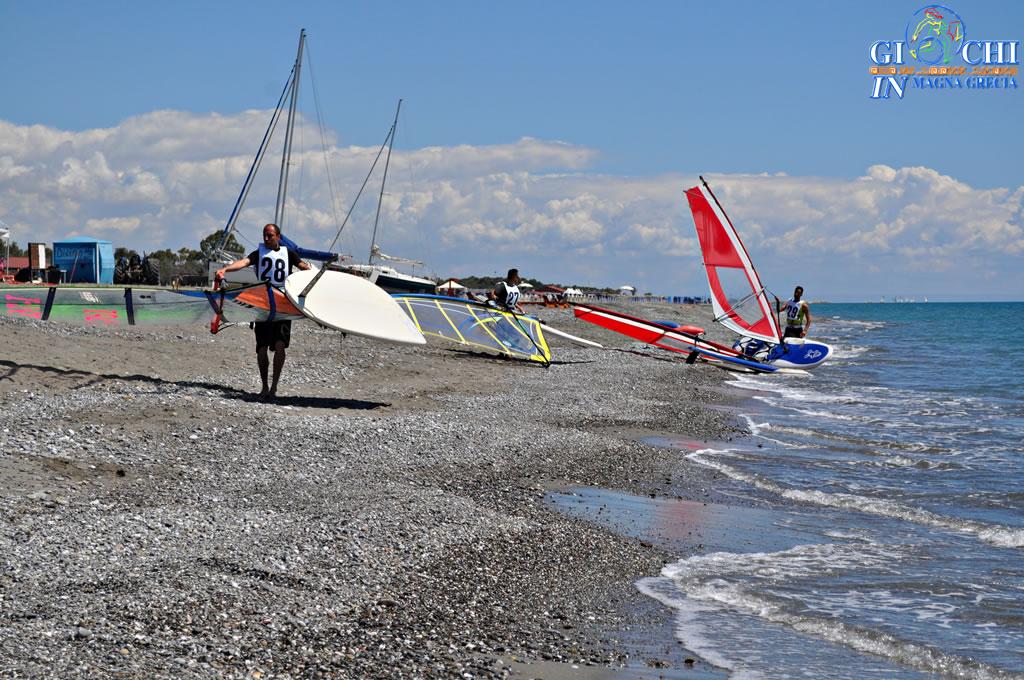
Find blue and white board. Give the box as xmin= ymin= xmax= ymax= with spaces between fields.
xmin=766 ymin=339 xmax=833 ymax=369
xmin=732 ymin=336 xmax=833 ymax=369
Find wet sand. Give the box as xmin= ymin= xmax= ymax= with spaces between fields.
xmin=1 ymin=299 xmax=750 ymax=678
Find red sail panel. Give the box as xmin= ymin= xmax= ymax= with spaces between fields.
xmin=684 ymin=185 xmax=781 ymax=344
xmin=689 ymin=190 xmax=744 ymax=268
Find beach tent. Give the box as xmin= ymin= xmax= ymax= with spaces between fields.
xmin=52 ymin=237 xmax=115 ymax=284
xmin=436 ymin=278 xmax=466 ymax=295
xmin=618 ymin=285 xmax=636 ymax=295
xmin=564 ymin=287 xmax=584 ymax=298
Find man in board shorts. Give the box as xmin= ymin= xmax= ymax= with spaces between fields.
xmin=215 ymin=223 xmax=312 ymax=401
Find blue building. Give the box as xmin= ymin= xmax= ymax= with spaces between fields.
xmin=52 ymin=238 xmax=115 ymax=284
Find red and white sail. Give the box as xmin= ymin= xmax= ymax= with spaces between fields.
xmin=685 ymin=182 xmax=782 ymax=344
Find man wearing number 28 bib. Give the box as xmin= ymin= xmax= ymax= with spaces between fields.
xmin=215 ymin=223 xmax=312 ymax=401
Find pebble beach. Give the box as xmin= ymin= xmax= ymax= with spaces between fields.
xmin=1 ymin=300 xmax=745 ymax=678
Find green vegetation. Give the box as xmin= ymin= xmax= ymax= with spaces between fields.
xmin=450 ymin=275 xmax=544 ymax=290
xmin=109 ymin=231 xmax=245 ymax=285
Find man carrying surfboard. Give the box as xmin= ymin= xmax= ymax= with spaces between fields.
xmin=215 ymin=223 xmax=312 ymax=401
xmin=489 ymin=268 xmax=526 ymax=313
xmin=775 ymin=286 xmax=812 ymax=339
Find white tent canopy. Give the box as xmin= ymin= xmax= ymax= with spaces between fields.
xmin=618 ymin=285 xmax=636 ymax=294
xmin=519 ymin=281 xmax=533 ymax=289
xmin=436 ymin=278 xmax=466 ymax=291
xmin=564 ymin=287 xmax=584 ymax=296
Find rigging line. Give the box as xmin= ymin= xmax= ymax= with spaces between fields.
xmin=323 ymin=124 xmax=394 ymax=255
xmin=396 ymin=102 xmax=426 ymax=273
xmin=369 ymin=99 xmax=402 ymax=264
xmin=297 ymin=124 xmax=398 ymax=298
xmin=304 ymin=42 xmax=345 ymax=254
xmin=292 ymin=95 xmax=305 ymax=230
xmin=215 ymin=71 xmax=294 ymax=255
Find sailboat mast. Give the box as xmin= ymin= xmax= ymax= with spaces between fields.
xmin=368 ymin=99 xmax=402 ymax=264
xmin=275 ymin=29 xmax=306 ymax=229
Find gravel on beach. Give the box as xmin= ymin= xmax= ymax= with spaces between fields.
xmin=1 ymin=300 xmax=744 ymax=678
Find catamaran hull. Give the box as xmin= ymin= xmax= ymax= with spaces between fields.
xmin=340 ymin=265 xmax=436 ymax=295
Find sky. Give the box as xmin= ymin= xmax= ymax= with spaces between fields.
xmin=1 ymin=0 xmax=1022 ymax=301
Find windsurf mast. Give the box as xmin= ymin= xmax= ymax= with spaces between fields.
xmin=369 ymin=99 xmax=402 ymax=264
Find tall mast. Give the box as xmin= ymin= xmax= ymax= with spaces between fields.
xmin=368 ymin=99 xmax=402 ymax=264
xmin=275 ymin=28 xmax=306 ymax=229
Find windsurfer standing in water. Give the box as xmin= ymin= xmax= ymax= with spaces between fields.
xmin=215 ymin=223 xmax=312 ymax=401
xmin=775 ymin=286 xmax=812 ymax=339
xmin=488 ymin=268 xmax=526 ymax=313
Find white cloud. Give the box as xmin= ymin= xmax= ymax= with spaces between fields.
xmin=0 ymin=113 xmax=1021 ymax=299
xmin=84 ymin=216 xmax=142 ymax=233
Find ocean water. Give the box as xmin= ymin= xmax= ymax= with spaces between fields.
xmin=639 ymin=302 xmax=1024 ymax=679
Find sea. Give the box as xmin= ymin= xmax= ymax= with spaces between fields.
xmin=576 ymin=303 xmax=1023 ymax=678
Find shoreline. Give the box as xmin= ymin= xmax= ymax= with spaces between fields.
xmin=1 ymin=301 xmax=750 ymax=677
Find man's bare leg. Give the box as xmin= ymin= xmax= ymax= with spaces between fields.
xmin=269 ymin=341 xmax=286 ymax=397
xmin=257 ymin=346 xmax=270 ymax=397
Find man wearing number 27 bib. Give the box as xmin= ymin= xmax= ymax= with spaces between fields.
xmin=215 ymin=223 xmax=312 ymax=402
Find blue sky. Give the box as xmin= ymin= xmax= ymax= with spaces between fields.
xmin=1 ymin=0 xmax=1022 ymax=300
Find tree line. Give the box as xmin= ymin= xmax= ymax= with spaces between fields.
xmin=2 ymin=231 xmax=242 ymax=285
xmin=114 ymin=231 xmax=244 ymax=284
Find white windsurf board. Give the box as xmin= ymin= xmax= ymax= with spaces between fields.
xmin=284 ymin=269 xmax=425 ymax=346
